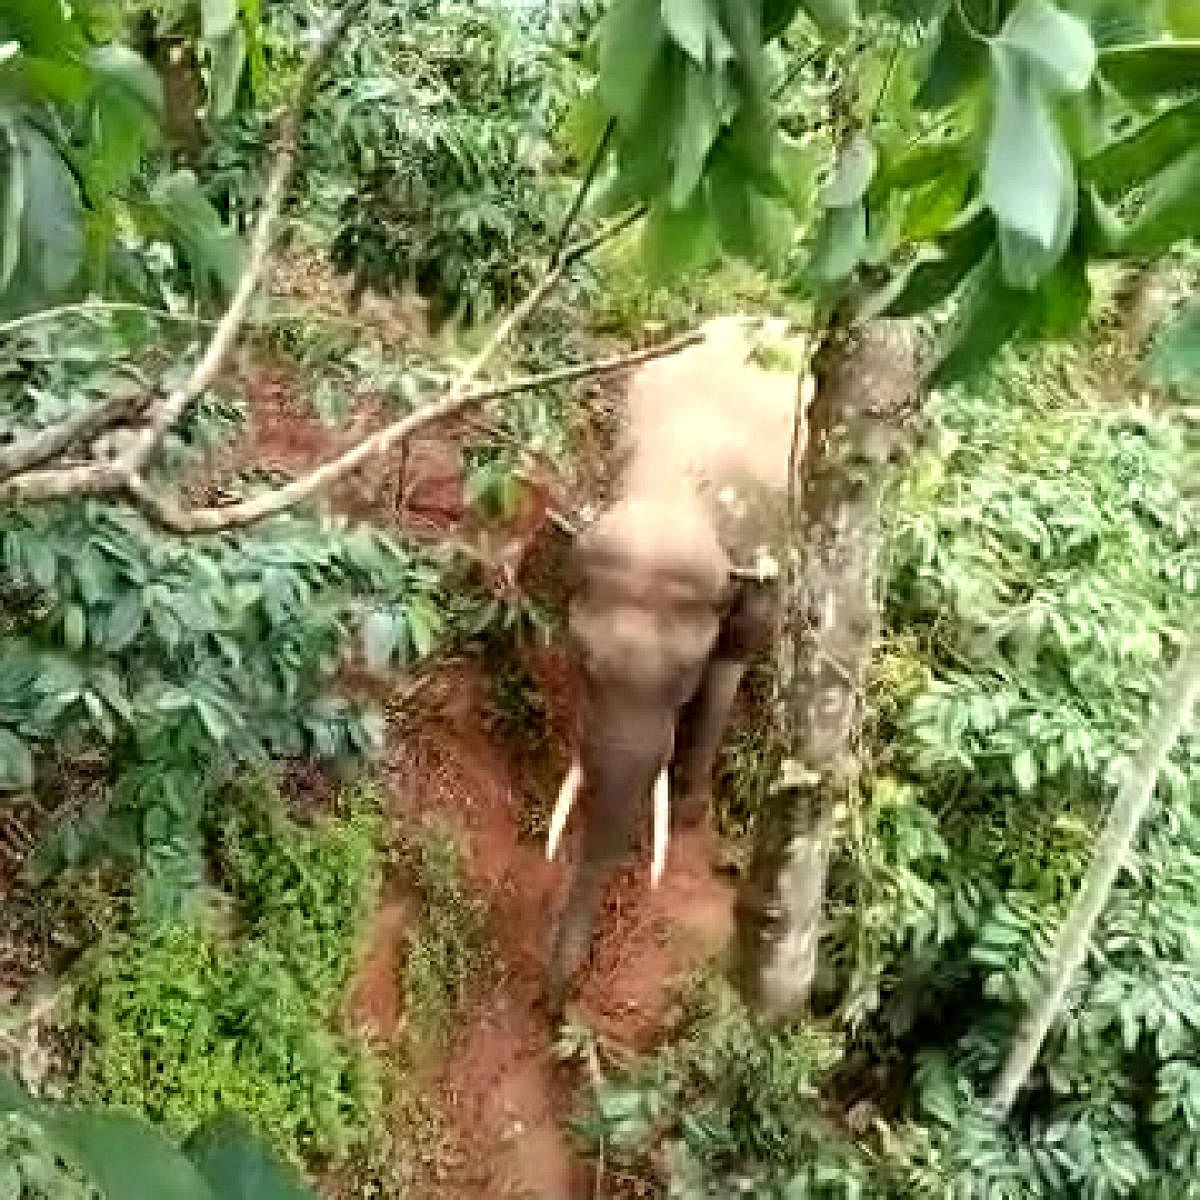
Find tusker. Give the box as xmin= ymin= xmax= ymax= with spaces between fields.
xmin=545 ymin=316 xmax=802 ymax=1006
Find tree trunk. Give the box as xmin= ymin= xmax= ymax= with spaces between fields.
xmin=990 ymin=636 xmax=1200 ymax=1116
xmin=737 ymin=317 xmax=922 ymax=1020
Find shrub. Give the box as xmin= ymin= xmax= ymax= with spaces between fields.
xmin=68 ymin=779 xmax=382 ymax=1166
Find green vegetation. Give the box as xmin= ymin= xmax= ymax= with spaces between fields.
xmin=69 ymin=778 xmax=381 ymax=1165
xmin=3 ymin=0 xmax=1199 ymax=1196
xmin=400 ymin=825 xmax=487 ymax=1050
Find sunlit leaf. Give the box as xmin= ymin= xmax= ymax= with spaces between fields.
xmin=1098 ymin=39 xmax=1200 ymax=98
xmin=1123 ymin=146 xmax=1200 ymax=252
xmin=999 ymin=0 xmax=1096 ymax=95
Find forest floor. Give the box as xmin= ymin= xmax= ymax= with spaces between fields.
xmin=234 ymin=333 xmax=740 ymax=1199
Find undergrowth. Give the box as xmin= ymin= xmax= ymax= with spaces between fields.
xmin=66 ymin=776 xmax=382 ymax=1166
xmin=400 ymin=825 xmax=487 ymax=1051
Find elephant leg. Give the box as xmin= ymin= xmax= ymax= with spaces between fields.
xmin=671 ymin=657 xmax=747 ymax=828
xmin=671 ymin=578 xmax=780 ymax=827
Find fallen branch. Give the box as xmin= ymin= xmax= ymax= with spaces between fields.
xmin=127 ymin=329 xmax=701 ymax=533
xmin=0 ymin=393 xmax=143 ymax=483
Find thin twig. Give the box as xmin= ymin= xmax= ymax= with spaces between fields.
xmin=0 ymin=301 xmax=214 ymax=340
xmin=551 ymin=116 xmax=617 ymax=267
xmin=127 ymin=331 xmax=702 ymax=533
xmin=118 ymin=1 xmax=362 ymax=476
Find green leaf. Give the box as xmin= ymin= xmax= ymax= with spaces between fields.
xmin=898 ymin=162 xmax=972 ymax=241
xmin=796 ymin=0 xmax=856 ymax=38
xmin=662 ymin=0 xmax=710 ymax=63
xmin=14 ymin=122 xmax=84 ymax=296
xmin=64 ymin=604 xmax=86 ymax=652
xmin=106 ymin=591 xmax=145 ymax=652
xmin=146 ymin=169 xmax=240 ymax=294
xmin=1098 ymin=40 xmax=1200 ymax=98
xmin=806 ymin=199 xmax=866 ymax=285
xmin=200 ymin=0 xmax=238 ymax=40
xmin=1123 ymin=146 xmax=1200 ymax=252
xmin=999 ymin=0 xmax=1096 ymax=95
xmin=642 ymin=189 xmax=719 ymax=276
xmin=0 ymin=120 xmax=24 ymax=291
xmin=670 ymin=61 xmax=722 ymax=207
xmin=362 ymin=609 xmax=397 ymax=671
xmin=186 ymin=1116 xmax=317 ymax=1200
xmin=205 ymin=26 xmax=246 ymax=120
xmin=917 ymin=2 xmax=989 ymax=109
xmin=86 ymin=44 xmax=164 ymax=117
xmin=1013 ymin=748 xmax=1038 ymax=792
xmin=1167 ymin=0 xmax=1200 ymax=37
xmin=932 ymin=249 xmax=1035 ymax=383
xmin=405 ymin=597 xmax=440 ymax=661
xmin=1085 ymin=98 xmax=1200 ymax=199
xmin=1143 ymin=300 xmax=1200 ymax=387
xmin=1031 ymin=234 xmax=1090 ymax=336
xmin=597 ymin=0 xmax=666 ymax=125
xmin=0 ymin=729 xmax=34 ymax=791
xmin=48 ymin=1111 xmax=216 ymax=1200
xmin=763 ymin=0 xmax=805 ymax=40
xmin=983 ymin=44 xmax=1076 ymax=287
xmin=820 ymin=131 xmax=876 ymax=207
xmin=884 ymin=209 xmax=994 ymax=316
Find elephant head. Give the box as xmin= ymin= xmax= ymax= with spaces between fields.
xmin=544 ymin=491 xmax=778 ymax=1007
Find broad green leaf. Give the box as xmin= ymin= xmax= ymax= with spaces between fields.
xmin=86 ymin=44 xmax=164 ymax=117
xmin=932 ymin=250 xmax=1035 ymax=383
xmin=999 ymin=0 xmax=1096 ymax=94
xmin=670 ymin=61 xmax=722 ymax=207
xmin=146 ymin=169 xmax=240 ymax=294
xmin=0 ymin=120 xmax=24 ymax=291
xmin=661 ymin=0 xmax=710 ymax=63
xmin=206 ymin=26 xmax=246 ymax=120
xmin=362 ymin=609 xmax=397 ymax=671
xmin=983 ymin=45 xmax=1076 ymax=286
xmin=186 ymin=1116 xmax=317 ymax=1200
xmin=106 ymin=591 xmax=145 ymax=652
xmin=820 ymin=131 xmax=876 ymax=207
xmin=49 ymin=1111 xmax=217 ymax=1200
xmin=1031 ymin=235 xmax=1090 ymax=336
xmin=796 ymin=0 xmax=856 ymax=38
xmin=642 ymin=189 xmax=719 ymax=276
xmin=200 ymin=0 xmax=238 ymax=40
xmin=64 ymin=604 xmax=86 ymax=651
xmin=1085 ymin=98 xmax=1200 ymax=198
xmin=0 ymin=729 xmax=34 ymax=791
xmin=763 ymin=0 xmax=805 ymax=40
xmin=1123 ymin=146 xmax=1200 ymax=252
xmin=772 ymin=133 xmax=825 ymax=214
xmin=1167 ymin=0 xmax=1200 ymax=37
xmin=806 ymin=199 xmax=866 ymax=285
xmin=885 ymin=209 xmax=994 ymax=316
xmin=405 ymin=596 xmax=441 ymax=661
xmin=1143 ymin=300 xmax=1200 ymax=387
xmin=899 ymin=163 xmax=971 ymax=240
xmin=14 ymin=122 xmax=84 ymax=295
xmin=1079 ymin=184 xmax=1126 ymax=254
xmin=917 ymin=2 xmax=989 ymax=109
xmin=1098 ymin=40 xmax=1200 ymax=98
xmin=597 ymin=0 xmax=666 ymax=126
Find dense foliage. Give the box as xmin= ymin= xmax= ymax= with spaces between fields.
xmin=585 ymin=340 xmax=1200 ymax=1197
xmin=70 ymin=776 xmax=381 ymax=1163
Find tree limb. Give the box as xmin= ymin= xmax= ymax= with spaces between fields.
xmin=0 ymin=394 xmax=141 ymax=483
xmin=989 ymin=636 xmax=1200 ymax=1118
xmin=126 ymin=330 xmax=702 ymax=533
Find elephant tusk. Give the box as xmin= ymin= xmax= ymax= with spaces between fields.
xmin=546 ymin=759 xmax=582 ymax=862
xmin=650 ymin=767 xmax=669 ymax=888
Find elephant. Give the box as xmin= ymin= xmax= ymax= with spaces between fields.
xmin=544 ymin=317 xmax=801 ymax=1006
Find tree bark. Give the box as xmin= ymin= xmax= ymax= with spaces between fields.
xmin=990 ymin=636 xmax=1200 ymax=1116
xmin=737 ymin=317 xmax=922 ymax=1020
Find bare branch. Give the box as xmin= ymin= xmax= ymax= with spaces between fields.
xmin=0 ymin=393 xmax=142 ymax=483
xmin=0 ymin=301 xmax=215 ymax=340
xmin=0 ymin=3 xmax=359 ymax=507
xmin=126 ymin=330 xmax=702 ymax=534
xmin=117 ymin=1 xmax=361 ymax=476
xmin=989 ymin=636 xmax=1200 ymax=1117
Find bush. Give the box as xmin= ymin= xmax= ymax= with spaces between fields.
xmin=68 ymin=778 xmax=382 ymax=1166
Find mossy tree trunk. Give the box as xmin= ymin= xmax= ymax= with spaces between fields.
xmin=737 ymin=317 xmax=922 ymax=1020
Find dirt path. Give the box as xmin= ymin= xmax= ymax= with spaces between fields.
xmin=348 ymin=651 xmax=734 ymax=1199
